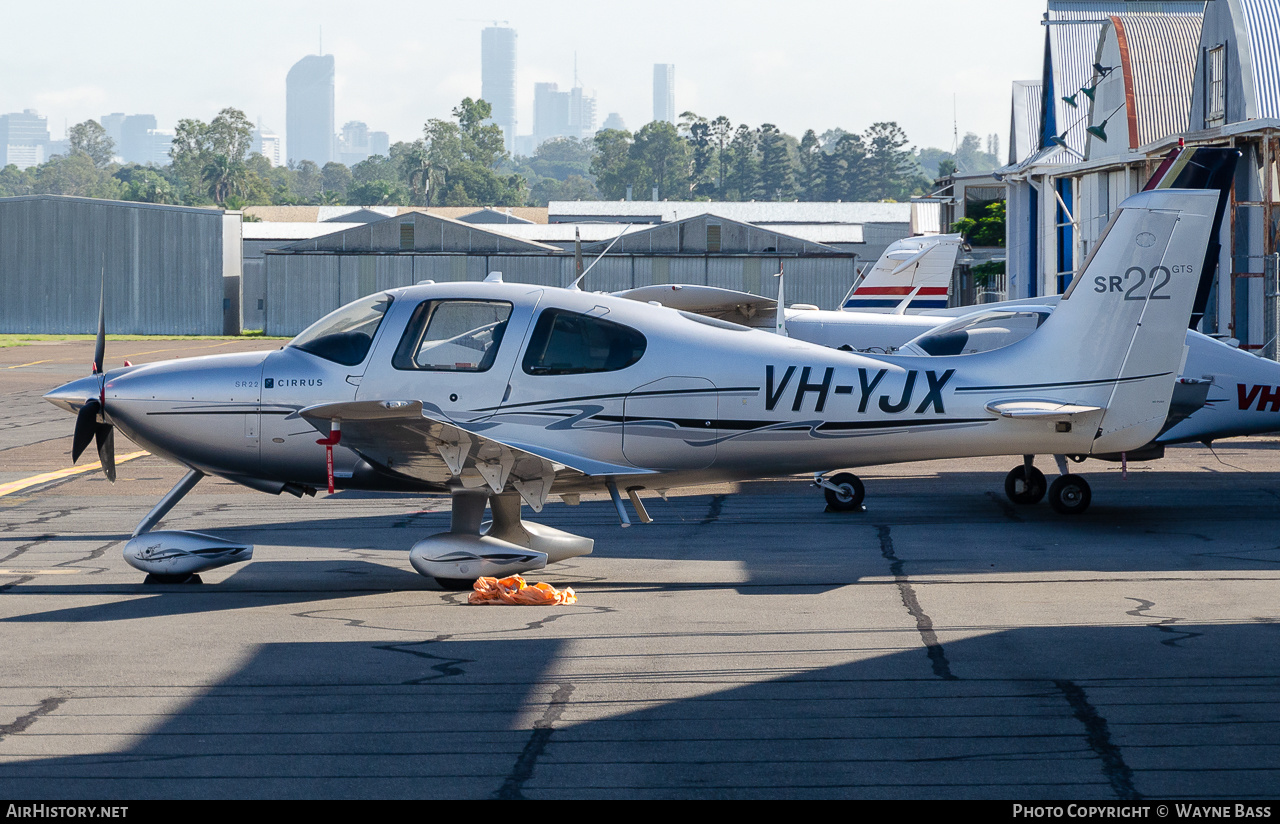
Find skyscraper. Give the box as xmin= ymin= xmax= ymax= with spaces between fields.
xmin=481 ymin=26 xmax=517 ymax=154
xmin=568 ymin=86 xmax=596 ymax=138
xmin=654 ymin=64 xmax=675 ymax=124
xmin=100 ymin=113 xmax=126 ymax=159
xmin=286 ymin=54 xmax=335 ymax=166
xmin=532 ymin=82 xmax=597 ymax=149
xmin=533 ymin=82 xmax=568 ymax=148
xmin=252 ymin=123 xmax=282 ymax=167
xmin=339 ymin=120 xmax=370 ymax=166
xmin=120 ymin=114 xmax=157 ymax=164
xmin=0 ymin=110 xmax=50 ymax=169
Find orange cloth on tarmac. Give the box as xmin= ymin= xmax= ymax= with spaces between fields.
xmin=468 ymin=575 xmax=577 ymax=606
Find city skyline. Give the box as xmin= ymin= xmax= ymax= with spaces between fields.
xmin=1 ymin=0 xmax=1047 ymax=158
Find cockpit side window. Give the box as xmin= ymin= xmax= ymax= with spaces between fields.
xmin=392 ymin=300 xmax=513 ymax=372
xmin=522 ymin=309 xmax=647 ymax=375
xmin=290 ymin=294 xmax=393 ymax=366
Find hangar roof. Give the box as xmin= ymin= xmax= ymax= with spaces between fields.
xmin=1087 ymin=14 xmax=1202 ymax=154
xmin=1041 ymin=1 xmax=1204 ymax=155
xmin=272 ymin=211 xmax=559 ymax=254
xmin=0 ymin=193 xmax=227 ymax=216
xmin=579 ymin=214 xmax=850 ymax=256
xmin=548 ymin=200 xmax=911 ymax=225
xmin=243 ymin=205 xmax=550 ymax=224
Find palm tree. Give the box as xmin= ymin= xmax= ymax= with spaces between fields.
xmin=402 ymin=141 xmax=440 ymax=207
xmin=202 ymin=154 xmax=245 ymax=206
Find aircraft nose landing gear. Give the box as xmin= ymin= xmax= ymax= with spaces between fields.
xmin=815 ymin=472 xmax=865 ymax=512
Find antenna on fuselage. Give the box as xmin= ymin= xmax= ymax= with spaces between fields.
xmin=838 ymin=260 xmax=871 ymax=311
xmin=571 ymin=224 xmax=634 ymax=290
xmin=571 ymin=228 xmax=584 ymax=289
xmin=774 ymin=261 xmax=788 ymax=337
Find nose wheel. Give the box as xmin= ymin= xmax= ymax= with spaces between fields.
xmin=816 ymin=472 xmax=865 ymax=512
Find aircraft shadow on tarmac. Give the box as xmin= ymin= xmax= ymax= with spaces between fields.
xmin=7 ymin=468 xmax=1280 ymax=620
xmin=0 ymin=560 xmax=436 ymax=624
xmin=177 ymin=468 xmax=1280 ymax=573
xmin=0 ymin=623 xmax=1277 ymax=799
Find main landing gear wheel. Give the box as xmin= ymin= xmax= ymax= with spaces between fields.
xmin=823 ymin=472 xmax=865 ymax=512
xmin=1004 ymin=465 xmax=1047 ymax=505
xmin=1048 ymin=474 xmax=1092 ymax=515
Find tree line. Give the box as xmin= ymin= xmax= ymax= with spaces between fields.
xmin=0 ymin=98 xmax=1000 ymax=210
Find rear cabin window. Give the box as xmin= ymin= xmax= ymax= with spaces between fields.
xmin=522 ymin=309 xmax=646 ymax=375
xmin=393 ymin=300 xmax=512 ymax=372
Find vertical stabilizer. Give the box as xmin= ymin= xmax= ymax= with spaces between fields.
xmin=842 ymin=234 xmax=962 ymax=313
xmin=1005 ymin=188 xmax=1222 ymax=454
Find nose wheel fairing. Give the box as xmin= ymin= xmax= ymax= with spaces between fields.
xmin=119 ymin=468 xmax=256 ymax=580
xmin=123 ymin=531 xmax=253 ymax=578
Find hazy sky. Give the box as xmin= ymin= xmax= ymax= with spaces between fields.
xmin=4 ymin=0 xmax=1049 ymax=154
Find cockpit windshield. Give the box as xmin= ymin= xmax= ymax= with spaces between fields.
xmin=289 ymin=294 xmax=393 ymax=366
xmin=898 ymin=307 xmax=1054 ymax=356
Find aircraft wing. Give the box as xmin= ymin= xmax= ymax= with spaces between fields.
xmin=614 ymin=284 xmax=775 ymax=324
xmin=300 ymin=400 xmax=654 ymax=511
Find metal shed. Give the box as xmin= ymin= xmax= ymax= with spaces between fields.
xmin=0 ymin=195 xmax=241 ymax=335
xmin=263 ymin=212 xmax=863 ymax=336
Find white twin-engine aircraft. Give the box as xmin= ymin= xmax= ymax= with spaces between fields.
xmin=615 ymin=232 xmax=965 ymax=352
xmin=45 ymin=186 xmax=1220 ymax=587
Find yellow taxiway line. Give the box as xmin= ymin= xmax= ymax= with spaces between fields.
xmin=0 ymin=451 xmax=150 ymax=497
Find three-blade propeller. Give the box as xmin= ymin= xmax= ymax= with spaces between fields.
xmin=69 ymin=270 xmax=116 ymax=482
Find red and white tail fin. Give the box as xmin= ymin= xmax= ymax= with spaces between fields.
xmin=842 ymin=233 xmax=962 ymax=313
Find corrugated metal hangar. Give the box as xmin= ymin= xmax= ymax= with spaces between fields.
xmin=262 ymin=211 xmax=859 ymax=336
xmin=0 ymin=196 xmax=923 ymax=338
xmin=0 ymin=195 xmax=241 ymax=335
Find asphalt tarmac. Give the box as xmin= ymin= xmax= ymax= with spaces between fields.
xmin=1 ymin=340 xmax=1278 ymax=800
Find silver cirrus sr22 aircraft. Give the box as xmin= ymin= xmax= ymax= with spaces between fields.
xmin=45 ymin=183 xmax=1225 ymax=587
xmin=615 ymin=148 xmax=1254 ymax=516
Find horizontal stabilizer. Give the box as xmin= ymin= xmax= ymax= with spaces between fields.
xmin=889 ymin=246 xmax=934 ymax=276
xmin=985 ymin=400 xmax=1104 ymax=420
